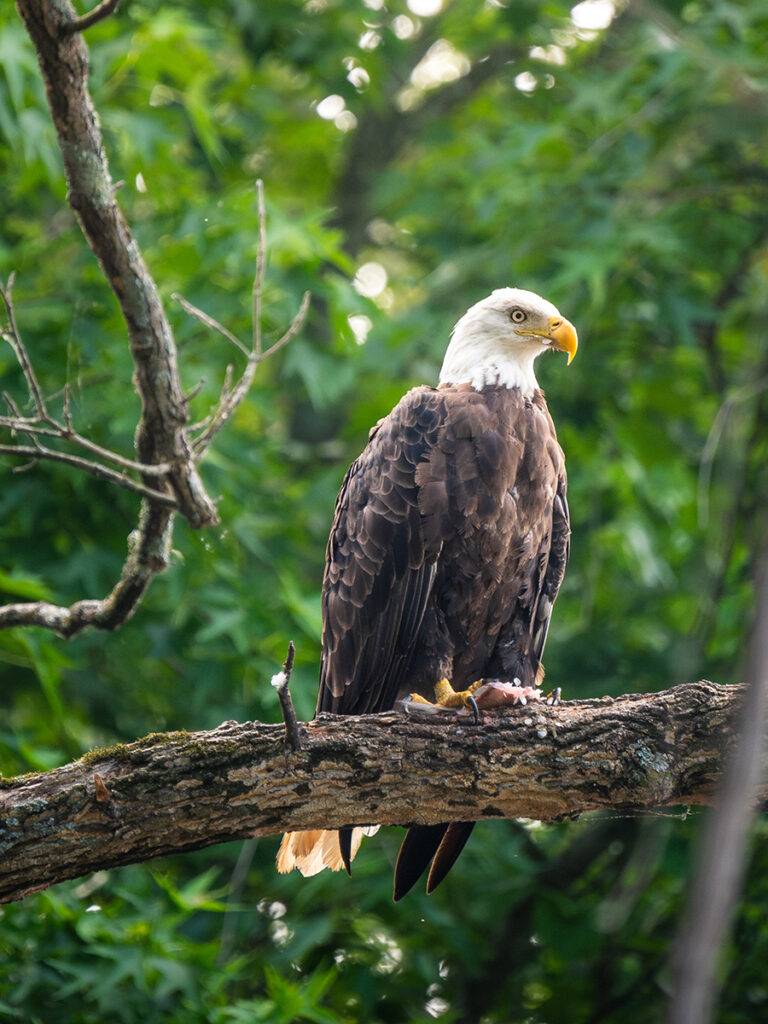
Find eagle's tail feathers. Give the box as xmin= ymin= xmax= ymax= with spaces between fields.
xmin=339 ymin=827 xmax=354 ymax=875
xmin=426 ymin=821 xmax=475 ymax=894
xmin=393 ymin=823 xmax=447 ymax=902
xmin=276 ymin=827 xmax=378 ymax=877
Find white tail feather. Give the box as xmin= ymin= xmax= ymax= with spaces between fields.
xmin=276 ymin=827 xmax=379 ymax=876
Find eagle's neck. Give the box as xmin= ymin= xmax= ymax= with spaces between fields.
xmin=438 ymin=318 xmax=540 ymax=397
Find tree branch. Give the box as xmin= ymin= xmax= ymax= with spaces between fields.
xmin=0 ymin=681 xmax=762 ymax=905
xmin=0 ymin=443 xmax=177 ymax=505
xmin=4 ymin=10 xmax=307 ymax=638
xmin=15 ymin=0 xmax=216 ymax=527
xmin=174 ymin=180 xmax=311 ymax=460
xmin=0 ymin=500 xmax=173 ymax=636
xmin=188 ymin=290 xmax=310 ymax=459
xmin=59 ymin=0 xmax=120 ymax=35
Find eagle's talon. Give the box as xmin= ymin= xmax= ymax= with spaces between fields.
xmin=466 ymin=695 xmax=480 ymax=723
xmin=545 ymin=687 xmax=562 ymax=706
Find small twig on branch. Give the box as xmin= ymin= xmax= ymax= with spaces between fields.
xmin=0 ymin=444 xmax=177 ymax=505
xmin=60 ymin=0 xmax=121 ymax=36
xmin=2 ymin=278 xmax=176 ymax=501
xmin=190 ymin=289 xmax=310 ymax=459
xmin=1 ymin=276 xmax=47 ymax=419
xmin=179 ymin=178 xmax=309 ymax=459
xmin=0 ymin=418 xmax=174 ymax=477
xmin=253 ymin=179 xmax=267 ymax=357
xmin=258 ymin=290 xmax=311 ymax=363
xmin=171 ymin=294 xmax=250 ymax=357
xmin=271 ymin=641 xmax=305 ymax=752
xmin=172 ymin=182 xmax=309 ymax=461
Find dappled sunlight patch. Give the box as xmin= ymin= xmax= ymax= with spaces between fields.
xmin=348 ymin=313 xmax=373 ymax=345
xmin=407 ymin=0 xmax=443 ymax=16
xmin=571 ymin=0 xmax=616 ymax=31
xmin=397 ymin=38 xmax=471 ymax=109
xmin=315 ymin=93 xmax=357 ymax=132
xmin=353 ymin=261 xmax=388 ymax=299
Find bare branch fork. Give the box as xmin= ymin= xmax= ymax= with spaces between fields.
xmin=172 ymin=180 xmax=311 ymax=460
xmin=0 ymin=681 xmax=764 ymax=905
xmin=60 ymin=0 xmax=121 ymax=35
xmin=3 ymin=0 xmax=309 ymax=637
xmin=1 ymin=276 xmax=176 ymax=506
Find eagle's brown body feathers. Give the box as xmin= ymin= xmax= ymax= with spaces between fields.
xmin=318 ymin=383 xmax=568 ymax=715
xmin=277 ymin=287 xmax=576 ymax=896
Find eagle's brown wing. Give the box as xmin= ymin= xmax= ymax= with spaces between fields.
xmin=317 ymin=386 xmax=445 ymax=715
xmin=531 ymin=471 xmax=569 ymax=669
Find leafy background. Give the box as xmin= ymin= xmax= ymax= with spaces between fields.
xmin=2 ymin=0 xmax=768 ymax=1020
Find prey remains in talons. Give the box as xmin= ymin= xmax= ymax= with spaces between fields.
xmin=402 ymin=678 xmax=558 ymax=716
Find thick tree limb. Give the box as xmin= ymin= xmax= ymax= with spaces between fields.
xmin=1 ymin=681 xmax=763 ymax=905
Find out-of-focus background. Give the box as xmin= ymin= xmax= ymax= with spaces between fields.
xmin=1 ymin=1 xmax=767 ymax=1020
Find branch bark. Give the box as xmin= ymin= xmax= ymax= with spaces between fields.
xmin=1 ymin=681 xmax=763 ymax=905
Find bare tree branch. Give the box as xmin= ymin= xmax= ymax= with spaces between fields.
xmin=0 ymin=681 xmax=762 ymax=905
xmin=173 ymin=178 xmax=310 ymax=460
xmin=271 ymin=641 xmax=306 ymax=752
xmin=3 ymin=4 xmax=307 ymax=637
xmin=0 ymin=499 xmax=173 ymax=636
xmin=189 ymin=293 xmax=310 ymax=459
xmin=171 ymin=294 xmax=251 ymax=358
xmin=1 ymin=275 xmax=48 ymax=418
xmin=15 ymin=0 xmax=215 ymax=527
xmin=0 ymin=444 xmax=177 ymax=505
xmin=2 ymin=276 xmax=176 ymax=490
xmin=59 ymin=0 xmax=120 ymax=35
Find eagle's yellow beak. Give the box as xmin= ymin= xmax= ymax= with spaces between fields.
xmin=547 ymin=316 xmax=578 ymax=365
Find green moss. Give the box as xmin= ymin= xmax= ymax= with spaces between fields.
xmin=77 ymin=732 xmax=192 ymax=768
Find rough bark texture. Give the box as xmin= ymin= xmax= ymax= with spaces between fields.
xmin=1 ymin=681 xmax=763 ymax=904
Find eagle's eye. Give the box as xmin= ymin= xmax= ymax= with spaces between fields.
xmin=510 ymin=308 xmax=527 ymax=323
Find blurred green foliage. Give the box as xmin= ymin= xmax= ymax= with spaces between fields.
xmin=2 ymin=0 xmax=768 ymax=1020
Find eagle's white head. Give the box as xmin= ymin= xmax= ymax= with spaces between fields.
xmin=439 ymin=287 xmax=578 ymax=396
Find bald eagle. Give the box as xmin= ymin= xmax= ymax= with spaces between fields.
xmin=277 ymin=288 xmax=578 ymax=899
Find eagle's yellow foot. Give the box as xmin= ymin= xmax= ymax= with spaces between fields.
xmin=433 ymin=677 xmax=484 ymax=709
xmin=402 ymin=679 xmax=484 ymax=723
xmin=545 ymin=687 xmax=562 ymax=706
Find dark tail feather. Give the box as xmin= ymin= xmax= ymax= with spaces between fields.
xmin=393 ymin=824 xmax=447 ymax=902
xmin=426 ymin=821 xmax=475 ymax=894
xmin=339 ymin=827 xmax=354 ymax=876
